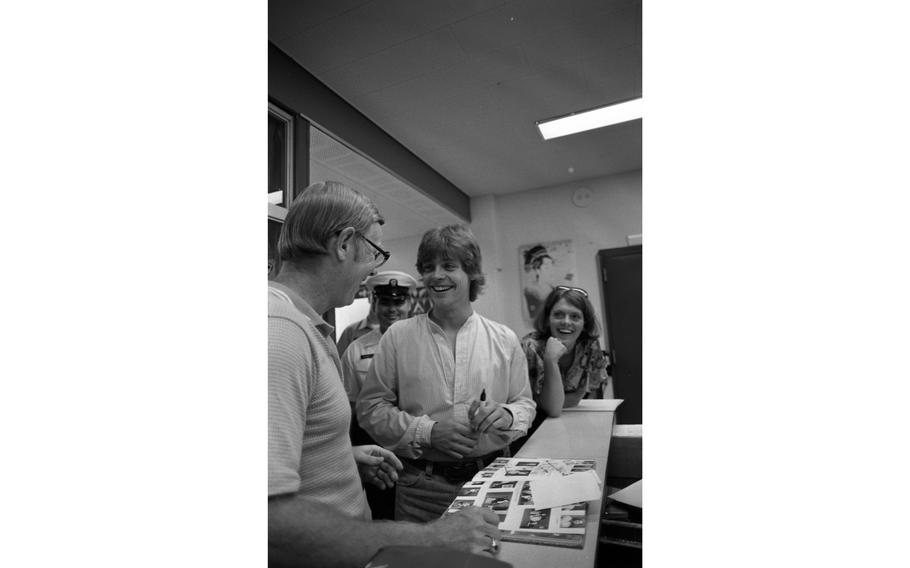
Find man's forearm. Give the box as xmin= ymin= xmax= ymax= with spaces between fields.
xmin=269 ymin=494 xmax=432 ymax=568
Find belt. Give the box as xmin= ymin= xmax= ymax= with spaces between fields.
xmin=403 ymin=451 xmax=503 ymax=483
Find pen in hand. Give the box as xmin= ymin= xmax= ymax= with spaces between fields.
xmin=469 ymin=388 xmax=486 ymax=431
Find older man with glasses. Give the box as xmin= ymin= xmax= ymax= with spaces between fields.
xmin=335 ymin=234 xmax=392 ymax=356
xmin=269 ymin=182 xmax=502 ymax=566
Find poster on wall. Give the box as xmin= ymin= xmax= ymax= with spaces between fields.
xmin=519 ymin=239 xmax=577 ymax=329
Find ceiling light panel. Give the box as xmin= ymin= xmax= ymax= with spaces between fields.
xmin=537 ymin=98 xmax=642 ymax=140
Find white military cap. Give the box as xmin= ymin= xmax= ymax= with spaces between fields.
xmin=365 ymin=270 xmax=418 ymax=299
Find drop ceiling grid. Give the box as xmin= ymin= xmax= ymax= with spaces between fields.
xmin=580 ymin=50 xmax=641 ymax=104
xmin=275 ymin=0 xmax=513 ymax=74
xmin=366 ymin=174 xmax=404 ymax=192
xmin=271 ymin=0 xmax=642 ymax=198
xmin=358 ymin=75 xmax=585 ymax=193
xmin=310 ymin=128 xmax=355 ymax=163
xmin=310 ymin=139 xmax=451 ymax=218
xmin=309 ymin=136 xmax=467 ymax=235
xmin=332 ymin=26 xmax=532 ymax=109
xmin=343 ymin=62 xmax=496 ymax=125
xmin=309 ymin=160 xmax=445 ymax=241
xmin=312 ymin=22 xmax=638 ymax=195
xmin=268 ymin=0 xmax=371 ymax=43
xmin=449 ymin=4 xmax=533 ymax=57
xmin=317 ymin=27 xmax=468 ymax=100
xmin=312 ymin=12 xmax=570 ymax=118
xmin=276 ymin=11 xmax=389 ymax=72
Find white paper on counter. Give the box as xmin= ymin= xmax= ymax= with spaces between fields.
xmin=608 ymin=479 xmax=642 ymax=508
xmin=561 ymin=399 xmax=623 ymax=412
xmin=529 ymin=469 xmax=602 ymax=510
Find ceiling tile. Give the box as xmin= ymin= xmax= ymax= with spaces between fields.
xmin=582 ymin=49 xmax=641 ymax=102
xmin=278 ymin=6 xmax=398 ymax=72
xmin=268 ymin=0 xmax=371 ymax=43
xmin=342 ymin=62 xmax=489 ymax=120
xmin=272 ymin=0 xmax=640 ymax=199
xmin=317 ymin=27 xmax=467 ymax=98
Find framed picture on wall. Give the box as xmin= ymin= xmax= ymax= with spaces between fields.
xmin=519 ymin=239 xmax=577 ymax=329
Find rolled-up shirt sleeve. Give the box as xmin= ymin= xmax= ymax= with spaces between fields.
xmin=500 ymin=336 xmax=536 ymax=436
xmin=355 ymin=331 xmax=435 ymax=459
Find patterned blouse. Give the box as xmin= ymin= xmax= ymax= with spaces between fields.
xmin=520 ymin=331 xmax=609 ymax=409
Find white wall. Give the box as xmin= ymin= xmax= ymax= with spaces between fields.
xmin=473 ymin=170 xmax=642 ymax=337
xmin=383 ymin=169 xmax=642 ymax=339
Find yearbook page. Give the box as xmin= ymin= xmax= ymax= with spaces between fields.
xmin=444 ymin=457 xmax=601 ymax=549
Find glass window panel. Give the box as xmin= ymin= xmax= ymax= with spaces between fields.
xmin=268 ymin=104 xmax=294 ymax=207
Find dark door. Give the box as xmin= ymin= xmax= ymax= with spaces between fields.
xmin=598 ymin=246 xmax=642 ymax=424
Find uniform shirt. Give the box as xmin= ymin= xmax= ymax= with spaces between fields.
xmin=356 ymin=312 xmax=536 ymax=461
xmin=268 ymin=284 xmax=369 ymax=520
xmin=339 ymin=328 xmax=382 ymax=403
xmin=336 ymin=317 xmax=378 ymax=356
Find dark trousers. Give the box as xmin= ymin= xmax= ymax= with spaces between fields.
xmin=349 ymin=408 xmax=396 ymax=520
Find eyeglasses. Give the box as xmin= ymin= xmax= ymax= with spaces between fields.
xmin=555 ymin=285 xmax=588 ymax=297
xmin=357 ymin=233 xmax=391 ymax=268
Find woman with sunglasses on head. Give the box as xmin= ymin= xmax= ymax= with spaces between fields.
xmin=514 ymin=286 xmax=613 ymax=448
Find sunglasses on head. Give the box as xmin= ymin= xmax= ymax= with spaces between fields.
xmin=555 ymin=285 xmax=588 ymax=297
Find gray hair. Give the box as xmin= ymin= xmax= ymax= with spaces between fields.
xmin=278 ymin=181 xmax=383 ymax=263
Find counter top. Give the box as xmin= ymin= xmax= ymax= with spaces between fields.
xmin=498 ymin=408 xmax=616 ymax=567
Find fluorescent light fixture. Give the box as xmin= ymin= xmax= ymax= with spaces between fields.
xmin=536 ymin=98 xmax=642 ymax=140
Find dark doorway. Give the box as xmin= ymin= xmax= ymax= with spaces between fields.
xmin=598 ymin=246 xmax=642 ymax=424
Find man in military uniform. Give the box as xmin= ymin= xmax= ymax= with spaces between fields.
xmin=341 ymin=270 xmax=418 ymax=410
xmin=340 ymin=270 xmax=418 ymax=519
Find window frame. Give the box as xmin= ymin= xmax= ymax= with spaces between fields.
xmin=268 ymin=102 xmax=295 ymax=209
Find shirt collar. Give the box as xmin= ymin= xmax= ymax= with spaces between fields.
xmin=357 ymin=317 xmax=377 ymax=331
xmin=269 ymin=282 xmax=335 ymax=336
xmin=425 ymin=310 xmax=478 ymax=334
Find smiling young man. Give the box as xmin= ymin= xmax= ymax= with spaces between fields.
xmin=356 ymin=224 xmax=536 ymax=522
xmin=269 ymin=185 xmax=503 ymax=565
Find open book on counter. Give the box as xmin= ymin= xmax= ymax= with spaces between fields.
xmin=443 ymin=457 xmax=600 ymax=549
